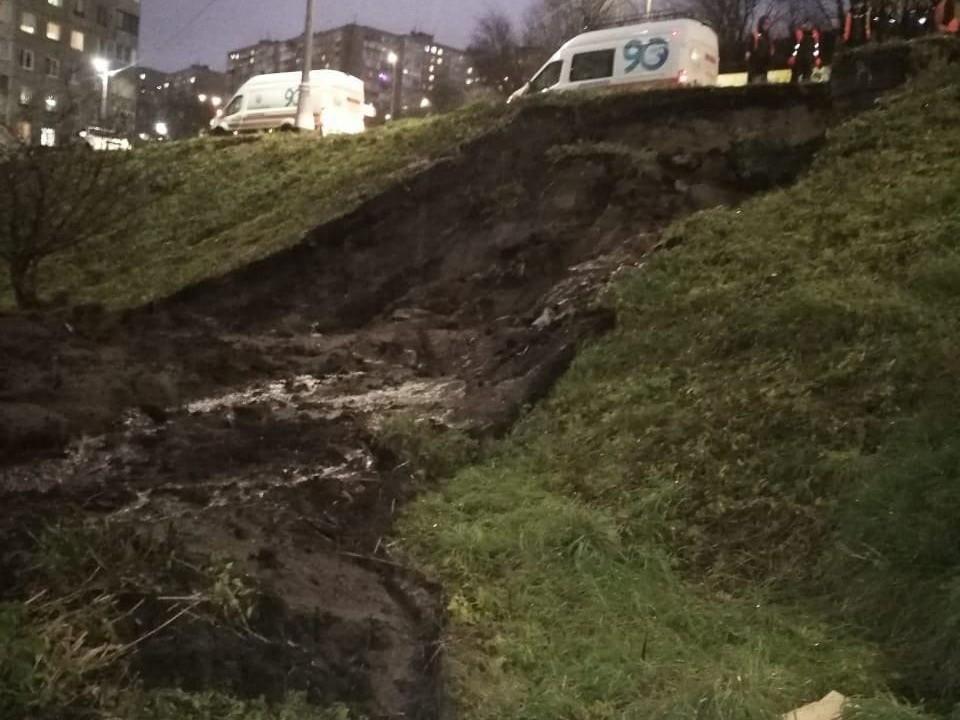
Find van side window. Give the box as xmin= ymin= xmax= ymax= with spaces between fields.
xmin=529 ymin=61 xmax=562 ymax=93
xmin=570 ymin=49 xmax=616 ymax=82
xmin=223 ymin=95 xmax=243 ymax=116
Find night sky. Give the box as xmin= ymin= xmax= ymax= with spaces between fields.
xmin=139 ymin=0 xmax=529 ymax=72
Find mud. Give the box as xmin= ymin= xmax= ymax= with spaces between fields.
xmin=0 ymin=84 xmax=832 ymax=718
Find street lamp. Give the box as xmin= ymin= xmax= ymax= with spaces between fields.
xmin=92 ymin=56 xmax=111 ymax=124
xmin=387 ymin=50 xmax=399 ymax=121
xmin=295 ymin=0 xmax=316 ymax=131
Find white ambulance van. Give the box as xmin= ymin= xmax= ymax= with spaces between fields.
xmin=210 ymin=70 xmax=376 ymax=136
xmin=509 ymin=17 xmax=719 ymax=102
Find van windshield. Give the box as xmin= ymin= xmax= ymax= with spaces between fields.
xmin=529 ymin=61 xmax=563 ymax=93
xmin=223 ymin=95 xmax=243 ymax=116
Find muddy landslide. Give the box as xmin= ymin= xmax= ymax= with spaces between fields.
xmin=0 ymin=84 xmax=831 ymax=719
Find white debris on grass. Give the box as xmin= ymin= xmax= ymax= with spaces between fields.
xmin=783 ymin=691 xmax=846 ymax=720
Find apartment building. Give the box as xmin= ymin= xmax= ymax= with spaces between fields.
xmin=131 ymin=63 xmax=227 ymax=139
xmin=0 ymin=0 xmax=140 ymax=145
xmin=227 ymin=24 xmax=472 ymax=119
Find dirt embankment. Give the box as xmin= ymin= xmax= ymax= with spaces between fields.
xmin=0 ymin=84 xmax=831 ymax=718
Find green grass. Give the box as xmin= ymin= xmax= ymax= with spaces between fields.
xmin=0 ymin=104 xmax=507 ymax=310
xmin=400 ymin=67 xmax=960 ymax=719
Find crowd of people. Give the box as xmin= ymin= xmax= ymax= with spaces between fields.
xmin=745 ymin=0 xmax=959 ymax=84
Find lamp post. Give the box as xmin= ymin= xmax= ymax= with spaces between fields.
xmin=295 ymin=0 xmax=316 ymax=131
xmin=387 ymin=50 xmax=399 ymax=120
xmin=92 ymin=57 xmax=111 ymax=124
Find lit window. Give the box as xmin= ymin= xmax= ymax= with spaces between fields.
xmin=41 ymin=128 xmax=56 ymax=146
xmin=47 ymin=22 xmax=61 ymax=40
xmin=70 ymin=30 xmax=84 ymax=51
xmin=438 ymin=48 xmax=444 ymax=56
xmin=189 ymin=76 xmax=196 ymax=83
xmin=423 ymin=44 xmax=429 ymax=52
xmin=20 ymin=12 xmax=37 ymax=34
xmin=44 ymin=95 xmax=58 ymax=110
xmin=467 ymin=67 xmax=473 ymax=75
xmin=139 ymin=72 xmax=146 ymax=80
xmin=438 ymin=57 xmax=443 ymax=65
xmin=19 ymin=86 xmax=33 ymax=106
xmin=48 ymin=0 xmax=64 ymax=6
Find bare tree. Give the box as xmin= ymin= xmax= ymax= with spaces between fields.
xmin=680 ymin=0 xmax=766 ymax=52
xmin=0 ymin=143 xmax=145 ymax=308
xmin=683 ymin=0 xmax=837 ymax=53
xmin=468 ymin=10 xmax=528 ymax=95
xmin=523 ymin=0 xmax=628 ymax=59
xmin=429 ymin=77 xmax=468 ymax=113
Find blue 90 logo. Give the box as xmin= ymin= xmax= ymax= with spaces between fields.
xmin=624 ymin=37 xmax=670 ymax=72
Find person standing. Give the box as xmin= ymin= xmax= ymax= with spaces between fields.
xmin=845 ymin=0 xmax=874 ymax=45
xmin=746 ymin=15 xmax=775 ymax=84
xmin=874 ymin=1 xmax=903 ymax=40
xmin=789 ymin=20 xmax=823 ymax=83
xmin=902 ymin=0 xmax=936 ymax=36
xmin=922 ymin=0 xmax=940 ymax=31
xmin=935 ymin=0 xmax=960 ymax=32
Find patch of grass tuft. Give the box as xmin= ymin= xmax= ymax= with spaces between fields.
xmin=377 ymin=415 xmax=480 ymax=481
xmin=401 ymin=68 xmax=960 ymax=718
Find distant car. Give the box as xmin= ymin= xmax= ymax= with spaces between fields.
xmin=211 ymin=70 xmax=377 ymax=136
xmin=509 ymin=17 xmax=720 ymax=103
xmin=77 ymin=127 xmax=132 ymax=151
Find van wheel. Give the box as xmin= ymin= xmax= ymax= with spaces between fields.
xmin=280 ymin=123 xmax=296 ymax=132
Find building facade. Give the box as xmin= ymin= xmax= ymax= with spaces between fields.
xmin=226 ymin=24 xmax=473 ymax=120
xmin=131 ymin=63 xmax=227 ymax=139
xmin=0 ymin=0 xmax=140 ymax=145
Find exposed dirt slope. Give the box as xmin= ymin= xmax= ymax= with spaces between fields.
xmin=0 ymin=84 xmax=831 ymax=719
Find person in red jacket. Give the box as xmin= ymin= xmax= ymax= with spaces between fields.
xmin=936 ymin=0 xmax=960 ymax=31
xmin=746 ymin=15 xmax=775 ymax=84
xmin=845 ymin=0 xmax=873 ymax=45
xmin=789 ymin=21 xmax=822 ymax=83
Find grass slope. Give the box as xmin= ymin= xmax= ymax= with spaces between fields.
xmin=401 ymin=68 xmax=960 ymax=719
xmin=0 ymin=105 xmax=505 ymax=310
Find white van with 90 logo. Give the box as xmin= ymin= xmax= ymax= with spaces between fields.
xmin=509 ymin=17 xmax=719 ymax=102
